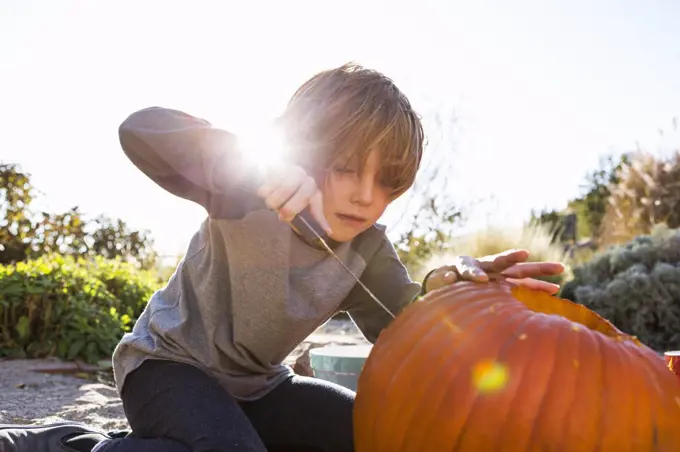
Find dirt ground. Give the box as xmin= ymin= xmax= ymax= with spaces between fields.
xmin=0 ymin=320 xmax=369 ymax=431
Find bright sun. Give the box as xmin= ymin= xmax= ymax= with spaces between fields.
xmin=234 ymin=122 xmax=290 ymax=176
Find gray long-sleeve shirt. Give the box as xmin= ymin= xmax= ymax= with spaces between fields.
xmin=111 ymin=107 xmax=422 ymax=401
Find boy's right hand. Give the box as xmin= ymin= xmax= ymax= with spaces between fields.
xmin=256 ymin=163 xmax=333 ymax=235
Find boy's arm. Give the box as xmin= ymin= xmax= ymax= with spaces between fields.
xmin=118 ymin=107 xmax=256 ymax=213
xmin=343 ymin=234 xmax=425 ymax=344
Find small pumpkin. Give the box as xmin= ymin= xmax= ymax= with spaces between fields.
xmin=354 ymin=281 xmax=680 ymax=451
xmin=666 ymin=351 xmax=680 ymax=377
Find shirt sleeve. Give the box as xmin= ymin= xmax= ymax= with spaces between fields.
xmin=118 ymin=107 xmax=261 ymax=217
xmin=343 ymin=231 xmax=423 ymax=344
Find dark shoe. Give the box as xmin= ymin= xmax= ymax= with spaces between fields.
xmin=0 ymin=421 xmax=109 ymax=452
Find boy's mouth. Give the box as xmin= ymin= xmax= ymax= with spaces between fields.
xmin=336 ymin=213 xmax=367 ymax=226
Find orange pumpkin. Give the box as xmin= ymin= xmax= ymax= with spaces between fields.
xmin=354 ymin=281 xmax=680 ymax=451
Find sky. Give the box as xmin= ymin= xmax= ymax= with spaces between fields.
xmin=2 ymin=0 xmax=679 ymax=260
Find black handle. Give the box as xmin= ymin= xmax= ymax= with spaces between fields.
xmin=290 ymin=207 xmax=329 ymax=245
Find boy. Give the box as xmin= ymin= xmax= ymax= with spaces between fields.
xmin=0 ymin=63 xmax=563 ymax=452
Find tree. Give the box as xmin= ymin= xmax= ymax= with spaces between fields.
xmin=0 ymin=164 xmax=34 ymax=263
xmin=393 ymin=197 xmax=464 ymax=280
xmin=387 ymin=107 xmax=467 ymax=279
xmin=0 ymin=162 xmax=157 ymax=269
xmin=568 ymin=153 xmax=629 ymax=242
xmin=528 ymin=153 xmax=630 ymax=247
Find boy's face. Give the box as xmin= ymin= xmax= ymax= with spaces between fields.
xmin=321 ymin=149 xmax=396 ymax=242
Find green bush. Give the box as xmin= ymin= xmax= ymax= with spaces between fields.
xmin=559 ymin=225 xmax=680 ymax=351
xmin=0 ymin=254 xmax=162 ymax=363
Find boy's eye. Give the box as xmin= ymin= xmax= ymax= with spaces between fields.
xmin=334 ymin=166 xmax=356 ymax=174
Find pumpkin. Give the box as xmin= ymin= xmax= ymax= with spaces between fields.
xmin=354 ymin=281 xmax=680 ymax=451
xmin=666 ymin=351 xmax=680 ymax=377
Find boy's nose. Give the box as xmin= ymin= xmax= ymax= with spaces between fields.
xmin=352 ymin=177 xmax=375 ymax=206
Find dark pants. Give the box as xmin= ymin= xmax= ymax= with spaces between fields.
xmin=97 ymin=359 xmax=355 ymax=452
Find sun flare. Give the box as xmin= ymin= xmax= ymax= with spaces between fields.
xmin=234 ymin=122 xmax=290 ymax=176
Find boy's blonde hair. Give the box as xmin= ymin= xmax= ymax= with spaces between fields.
xmin=279 ymin=63 xmax=424 ymax=197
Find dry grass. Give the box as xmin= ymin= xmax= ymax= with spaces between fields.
xmin=599 ymin=150 xmax=680 ymax=247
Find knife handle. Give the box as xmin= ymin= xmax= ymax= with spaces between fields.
xmin=250 ymin=194 xmax=329 ymax=245
xmin=246 ymin=164 xmax=329 ymax=245
xmin=290 ymin=207 xmax=329 ymax=245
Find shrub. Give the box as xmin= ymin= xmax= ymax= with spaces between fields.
xmin=0 ymin=253 xmax=162 ymax=363
xmin=560 ymin=225 xmax=680 ymax=351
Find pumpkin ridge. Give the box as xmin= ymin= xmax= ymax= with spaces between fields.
xmin=594 ymin=324 xmax=636 ymax=451
xmin=623 ymin=337 xmax=659 ymax=451
xmin=549 ymin=314 xmax=583 ymax=450
xmin=384 ymin=306 xmax=487 ymax=451
xmin=624 ymin=335 xmax=680 ymax=448
xmin=593 ymin=324 xmax=606 ymax=452
xmin=625 ymin=345 xmax=655 ymax=449
xmin=394 ymin=293 xmax=517 ymax=451
xmin=361 ymin=299 xmax=457 ymax=449
xmin=450 ymin=309 xmax=537 ymax=452
xmin=562 ymin=321 xmax=604 ymax=450
xmin=376 ymin=293 xmax=513 ymax=451
xmin=364 ymin=284 xmax=473 ymax=373
xmin=519 ymin=315 xmax=569 ymax=450
xmin=418 ymin=299 xmax=530 ymax=451
xmin=472 ymin=309 xmax=537 ymax=451
xmin=628 ymin=349 xmax=660 ymax=447
xmin=493 ymin=313 xmax=565 ymax=449
xmin=601 ymin=326 xmax=636 ymax=450
xmin=361 ymin=289 xmax=502 ymax=451
xmin=375 ymin=296 xmax=492 ymax=450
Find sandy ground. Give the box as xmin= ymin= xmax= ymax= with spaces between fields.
xmin=0 ymin=320 xmax=369 ymax=431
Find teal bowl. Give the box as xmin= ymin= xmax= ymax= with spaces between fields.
xmin=309 ymin=345 xmax=373 ymax=391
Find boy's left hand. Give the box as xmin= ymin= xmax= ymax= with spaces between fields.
xmin=423 ymin=249 xmax=565 ymax=295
